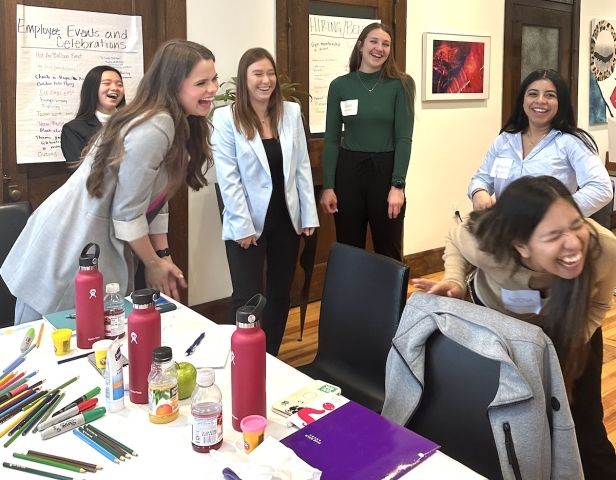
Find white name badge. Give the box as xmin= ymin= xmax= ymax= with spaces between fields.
xmin=340 ymin=99 xmax=358 ymax=116
xmin=489 ymin=156 xmax=513 ymax=179
xmin=501 ymin=288 xmax=543 ymax=315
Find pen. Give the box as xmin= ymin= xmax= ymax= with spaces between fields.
xmin=185 ymin=332 xmax=206 ymax=356
xmin=38 ymin=398 xmax=98 ymax=431
xmin=57 ymin=351 xmax=93 ymax=365
xmin=51 ymin=386 xmax=100 ymax=417
xmin=65 ymin=313 xmax=76 ymax=319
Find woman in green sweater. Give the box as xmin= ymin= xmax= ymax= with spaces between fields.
xmin=319 ymin=22 xmax=415 ymax=261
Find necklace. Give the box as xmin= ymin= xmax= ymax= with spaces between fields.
xmin=524 ymin=131 xmax=547 ymax=146
xmin=356 ymin=71 xmax=381 ymax=93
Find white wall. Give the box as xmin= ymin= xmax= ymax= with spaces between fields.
xmin=403 ymin=0 xmax=504 ymax=254
xmin=184 ymin=0 xmax=610 ymax=306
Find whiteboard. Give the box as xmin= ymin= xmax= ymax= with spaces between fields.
xmin=308 ymin=15 xmax=378 ymax=134
xmin=16 ymin=5 xmax=144 ymax=164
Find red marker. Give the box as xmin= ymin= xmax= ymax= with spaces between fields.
xmin=37 ymin=397 xmax=98 ymax=431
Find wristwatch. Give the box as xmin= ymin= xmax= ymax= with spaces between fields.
xmin=156 ymin=248 xmax=171 ymax=258
xmin=391 ymin=180 xmax=406 ymax=189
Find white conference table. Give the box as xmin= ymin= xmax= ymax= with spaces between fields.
xmin=0 ymin=303 xmax=484 ymax=479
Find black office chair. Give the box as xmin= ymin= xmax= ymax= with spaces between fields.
xmin=298 ymin=243 xmax=409 ymax=412
xmin=0 ymin=201 xmax=33 ymax=328
xmin=406 ymin=331 xmax=503 ymax=479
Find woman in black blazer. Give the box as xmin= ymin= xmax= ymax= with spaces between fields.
xmin=61 ymin=65 xmax=126 ymax=166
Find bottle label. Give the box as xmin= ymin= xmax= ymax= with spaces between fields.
xmin=192 ymin=413 xmax=223 ymax=446
xmin=104 ymin=308 xmax=125 ymax=337
xmin=148 ymin=384 xmax=178 ymax=418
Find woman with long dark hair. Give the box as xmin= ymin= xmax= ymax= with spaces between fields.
xmin=413 ymin=175 xmax=616 ymax=478
xmin=212 ymin=48 xmax=319 ymax=356
xmin=61 ymin=65 xmax=126 ymax=165
xmin=320 ymin=22 xmax=415 ymax=261
xmin=2 ymin=40 xmax=218 ymax=324
xmin=468 ymin=69 xmax=611 ymax=218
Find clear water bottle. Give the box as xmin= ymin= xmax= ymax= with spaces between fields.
xmin=191 ymin=368 xmax=223 ymax=452
xmin=104 ymin=283 xmax=125 ymax=339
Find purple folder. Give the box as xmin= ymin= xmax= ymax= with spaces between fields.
xmin=281 ymin=400 xmax=440 ymax=479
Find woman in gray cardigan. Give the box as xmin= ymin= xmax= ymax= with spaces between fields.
xmin=1 ymin=40 xmax=219 ymax=324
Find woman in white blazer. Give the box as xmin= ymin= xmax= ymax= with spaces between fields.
xmin=212 ymin=48 xmax=319 ymax=356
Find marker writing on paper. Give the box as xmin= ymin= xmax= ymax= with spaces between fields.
xmin=38 ymin=397 xmax=98 ymax=431
xmin=40 ymin=407 xmax=106 ymax=440
xmin=185 ymin=332 xmax=205 ymax=356
xmin=51 ymin=386 xmax=100 ymax=417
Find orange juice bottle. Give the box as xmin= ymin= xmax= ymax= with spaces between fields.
xmin=147 ymin=346 xmax=179 ymax=424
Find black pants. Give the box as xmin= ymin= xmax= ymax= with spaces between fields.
xmin=334 ymin=149 xmax=405 ymax=261
xmin=570 ymin=328 xmax=616 ymax=479
xmin=225 ymin=216 xmax=300 ymax=357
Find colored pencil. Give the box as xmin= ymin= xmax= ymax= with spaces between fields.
xmin=2 ymin=461 xmax=73 ymax=480
xmin=56 ymin=351 xmax=93 ymax=365
xmin=0 ymin=397 xmax=43 ymax=439
xmin=84 ymin=423 xmax=138 ymax=456
xmin=0 ymin=389 xmax=33 ymax=413
xmin=35 ymin=323 xmax=44 ymax=348
xmin=0 ymin=382 xmax=29 ymax=404
xmin=0 ymin=389 xmax=42 ymax=421
xmin=0 ymin=372 xmax=16 ymax=389
xmin=33 ymin=393 xmax=64 ymax=433
xmin=48 ymin=376 xmax=79 ymax=393
xmin=78 ymin=427 xmax=125 ymax=460
xmin=72 ymin=428 xmax=119 ymax=463
xmin=9 ymin=392 xmax=56 ymax=437
xmin=26 ymin=451 xmax=101 ymax=473
xmin=1 ymin=354 xmax=25 ymax=376
xmin=22 ymin=392 xmax=61 ymax=436
xmin=13 ymin=453 xmax=84 ymax=473
xmin=0 ymin=370 xmax=38 ymax=396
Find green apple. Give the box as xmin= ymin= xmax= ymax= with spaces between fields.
xmin=176 ymin=361 xmax=197 ymax=400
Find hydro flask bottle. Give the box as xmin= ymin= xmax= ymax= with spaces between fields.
xmin=127 ymin=288 xmax=161 ymax=404
xmin=231 ymin=294 xmax=267 ymax=431
xmin=74 ymin=242 xmax=105 ymax=349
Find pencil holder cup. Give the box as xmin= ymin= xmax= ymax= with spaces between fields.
xmin=52 ymin=328 xmax=72 ymax=356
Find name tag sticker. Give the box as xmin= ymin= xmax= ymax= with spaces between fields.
xmin=501 ymin=288 xmax=543 ymax=315
xmin=490 ymin=157 xmax=513 ymax=179
xmin=340 ymin=99 xmax=358 ymax=116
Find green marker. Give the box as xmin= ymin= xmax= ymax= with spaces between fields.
xmin=51 ymin=386 xmax=100 ymax=417
xmin=40 ymin=407 xmax=106 ymax=440
xmin=20 ymin=328 xmax=35 ymax=353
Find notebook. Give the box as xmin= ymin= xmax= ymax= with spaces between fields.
xmin=281 ymin=400 xmax=440 ymax=479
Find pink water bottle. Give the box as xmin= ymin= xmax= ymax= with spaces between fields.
xmin=231 ymin=294 xmax=267 ymax=431
xmin=75 ymin=243 xmax=105 ymax=349
xmin=127 ymin=288 xmax=161 ymax=404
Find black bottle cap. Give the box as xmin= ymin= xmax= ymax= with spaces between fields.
xmin=131 ymin=288 xmax=160 ymax=305
xmin=236 ymin=293 xmax=267 ymax=325
xmin=79 ymin=242 xmax=100 ymax=267
xmin=153 ymin=346 xmax=172 ymax=362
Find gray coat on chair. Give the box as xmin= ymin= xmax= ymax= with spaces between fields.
xmin=382 ymin=292 xmax=583 ymax=480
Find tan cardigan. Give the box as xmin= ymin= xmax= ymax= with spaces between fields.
xmin=443 ymin=218 xmax=616 ymax=340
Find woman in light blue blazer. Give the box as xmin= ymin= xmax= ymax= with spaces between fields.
xmin=212 ymin=48 xmax=319 ymax=356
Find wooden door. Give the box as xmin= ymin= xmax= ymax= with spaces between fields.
xmin=276 ymin=0 xmax=407 ymax=302
xmin=502 ymin=0 xmax=580 ymax=124
xmin=0 ymin=0 xmax=190 ymax=302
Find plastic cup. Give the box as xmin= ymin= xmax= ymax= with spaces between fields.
xmin=92 ymin=339 xmax=113 ymax=369
xmin=51 ymin=328 xmax=72 ymax=356
xmin=240 ymin=415 xmax=267 ymax=453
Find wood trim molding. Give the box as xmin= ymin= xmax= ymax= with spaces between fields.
xmin=404 ymin=247 xmax=445 ymax=278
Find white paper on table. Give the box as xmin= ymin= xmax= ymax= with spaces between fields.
xmin=162 ymin=324 xmax=233 ymax=368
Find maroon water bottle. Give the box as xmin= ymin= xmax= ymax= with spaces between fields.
xmin=75 ymin=243 xmax=105 ymax=349
xmin=127 ymin=288 xmax=161 ymax=404
xmin=231 ymin=294 xmax=267 ymax=431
